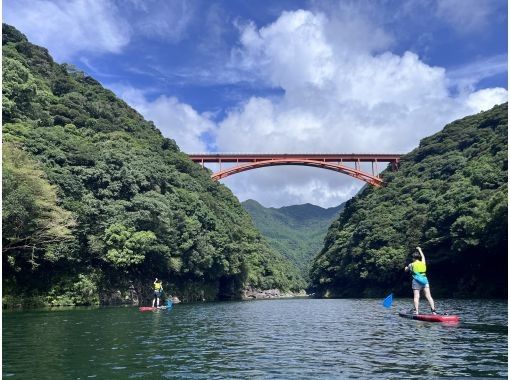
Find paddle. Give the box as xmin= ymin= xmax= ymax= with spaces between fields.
xmin=382 ymin=293 xmax=393 ymax=308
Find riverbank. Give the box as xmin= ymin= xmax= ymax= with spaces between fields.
xmin=2 ymin=286 xmax=308 ymax=309
xmin=242 ymin=287 xmax=308 ymax=300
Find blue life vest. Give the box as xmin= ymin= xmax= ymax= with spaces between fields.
xmin=411 ymin=260 xmax=429 ymax=285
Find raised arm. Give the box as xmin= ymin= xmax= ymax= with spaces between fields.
xmin=416 ymin=247 xmax=426 ymax=264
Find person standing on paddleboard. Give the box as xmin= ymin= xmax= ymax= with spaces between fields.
xmin=404 ymin=247 xmax=437 ymax=315
xmin=152 ymin=278 xmax=163 ymax=308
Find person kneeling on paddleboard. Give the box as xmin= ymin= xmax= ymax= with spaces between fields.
xmin=404 ymin=247 xmax=437 ymax=315
xmin=152 ymin=278 xmax=163 ymax=308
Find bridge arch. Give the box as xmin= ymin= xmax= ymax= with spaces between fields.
xmin=188 ymin=154 xmax=401 ymax=187
xmin=212 ymin=158 xmax=383 ymax=186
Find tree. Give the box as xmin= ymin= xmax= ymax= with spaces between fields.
xmin=103 ymin=224 xmax=156 ymax=267
xmin=3 ymin=143 xmax=75 ymax=270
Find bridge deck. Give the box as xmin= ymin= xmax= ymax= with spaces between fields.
xmin=188 ymin=153 xmax=402 ymax=163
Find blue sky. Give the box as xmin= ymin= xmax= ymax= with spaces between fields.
xmin=4 ymin=0 xmax=508 ymax=207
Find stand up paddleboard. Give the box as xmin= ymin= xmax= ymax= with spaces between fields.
xmin=139 ymin=300 xmax=173 ymax=312
xmin=398 ymin=312 xmax=459 ymax=323
xmin=139 ymin=306 xmax=168 ymax=312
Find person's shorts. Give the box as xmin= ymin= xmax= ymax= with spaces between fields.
xmin=154 ymin=291 xmax=162 ymax=298
xmin=412 ymin=279 xmax=430 ymax=290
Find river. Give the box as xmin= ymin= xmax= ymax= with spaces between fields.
xmin=2 ymin=298 xmax=507 ymax=379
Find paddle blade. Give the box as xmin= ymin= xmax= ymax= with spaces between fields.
xmin=383 ymin=293 xmax=393 ymax=308
xmin=166 ymin=299 xmax=173 ymax=309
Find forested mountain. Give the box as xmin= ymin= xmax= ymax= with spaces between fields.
xmin=242 ymin=200 xmax=344 ymax=277
xmin=2 ymin=24 xmax=305 ymax=307
xmin=310 ymin=103 xmax=508 ymax=298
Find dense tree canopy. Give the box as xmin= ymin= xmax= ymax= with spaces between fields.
xmin=2 ymin=24 xmax=304 ymax=307
xmin=3 ymin=142 xmax=75 ymax=269
xmin=310 ymin=103 xmax=507 ymax=298
xmin=242 ymin=199 xmax=344 ymax=279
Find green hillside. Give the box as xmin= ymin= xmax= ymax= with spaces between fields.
xmin=242 ymin=199 xmax=344 ymax=278
xmin=2 ymin=24 xmax=305 ymax=307
xmin=310 ymin=103 xmax=507 ymax=298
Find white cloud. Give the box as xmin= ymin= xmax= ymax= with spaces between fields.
xmin=214 ymin=165 xmax=364 ymax=208
xmin=435 ymin=0 xmax=502 ymax=34
xmin=212 ymin=9 xmax=507 ymax=207
xmin=111 ymin=85 xmax=215 ymax=153
xmin=3 ymin=0 xmax=130 ymax=61
xmin=318 ymin=0 xmax=394 ymax=55
xmin=466 ymin=88 xmax=508 ymax=113
xmin=234 ymin=10 xmax=335 ymax=90
xmin=446 ymin=54 xmax=508 ymax=92
xmin=127 ymin=0 xmax=195 ymax=43
xmin=3 ymin=0 xmax=197 ymax=61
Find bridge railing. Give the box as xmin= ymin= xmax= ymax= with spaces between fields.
xmin=188 ymin=153 xmax=401 ymax=173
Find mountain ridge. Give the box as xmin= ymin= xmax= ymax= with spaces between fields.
xmin=242 ymin=199 xmax=345 ymax=277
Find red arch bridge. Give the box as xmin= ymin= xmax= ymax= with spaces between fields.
xmin=188 ymin=153 xmax=402 ymax=187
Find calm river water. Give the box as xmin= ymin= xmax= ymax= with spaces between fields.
xmin=3 ymin=298 xmax=507 ymax=379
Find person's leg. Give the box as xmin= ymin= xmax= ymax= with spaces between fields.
xmin=423 ymin=287 xmax=435 ymax=312
xmin=413 ymin=289 xmax=420 ymax=313
xmin=156 ymin=296 xmax=160 ymax=307
xmin=152 ymin=296 xmax=155 ymax=307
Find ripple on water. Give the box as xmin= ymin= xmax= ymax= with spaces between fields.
xmin=2 ymin=298 xmax=508 ymax=379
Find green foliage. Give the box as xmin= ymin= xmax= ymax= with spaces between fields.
xmin=45 ymin=273 xmax=101 ymax=306
xmin=104 ymin=224 xmax=156 ymax=267
xmin=242 ymin=199 xmax=344 ymax=279
xmin=2 ymin=142 xmax=76 ymax=271
xmin=310 ymin=103 xmax=508 ymax=298
xmin=2 ymin=24 xmax=304 ymax=305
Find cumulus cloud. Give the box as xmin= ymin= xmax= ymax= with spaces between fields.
xmin=465 ymin=88 xmax=509 ymax=113
xmin=3 ymin=0 xmax=130 ymax=61
xmin=234 ymin=10 xmax=335 ymax=90
xmin=213 ymin=9 xmax=507 ymax=207
xmin=112 ymin=85 xmax=215 ymax=153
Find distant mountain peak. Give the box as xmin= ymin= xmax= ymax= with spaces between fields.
xmin=241 ymin=199 xmax=346 ymax=276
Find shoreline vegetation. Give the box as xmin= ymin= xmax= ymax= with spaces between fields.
xmin=3 ymin=288 xmax=310 ymax=309
xmin=5 ymin=290 xmax=507 ymax=311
